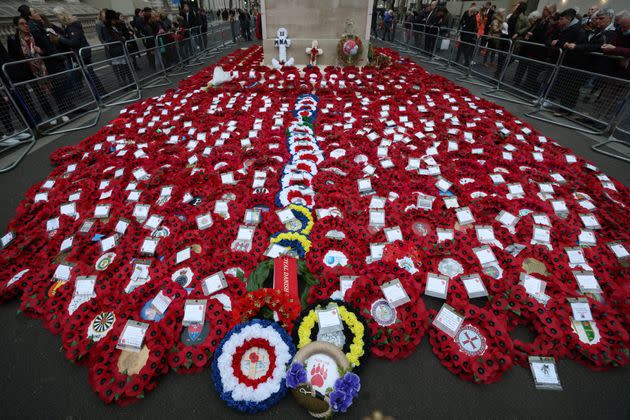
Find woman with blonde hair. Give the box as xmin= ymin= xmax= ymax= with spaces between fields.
xmin=53 ymin=6 xmax=90 ymax=60
xmin=54 ymin=6 xmax=106 ymax=94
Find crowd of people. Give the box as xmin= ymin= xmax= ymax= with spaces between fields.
xmin=377 ymin=2 xmax=629 ymax=119
xmin=0 ymin=2 xmax=240 ymax=141
xmin=2 ymin=2 xmax=629 ymax=142
xmin=379 ymin=2 xmax=629 ymax=80
xmin=214 ymin=8 xmax=263 ymax=42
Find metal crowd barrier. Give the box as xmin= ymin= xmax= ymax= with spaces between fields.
xmin=392 ymin=24 xmax=414 ymax=55
xmin=452 ymin=30 xmax=495 ymax=87
xmin=156 ymin=31 xmax=187 ymax=76
xmin=0 ymin=21 xmax=232 ymax=172
xmin=201 ymin=22 xmax=224 ymax=58
xmin=485 ymin=40 xmax=562 ymax=106
xmin=468 ymin=36 xmax=512 ymax=89
xmin=451 ymin=30 xmax=477 ymax=70
xmin=592 ymin=93 xmax=630 ymax=162
xmin=2 ymin=51 xmax=101 ymax=136
xmin=0 ymin=81 xmax=36 ymax=173
xmin=526 ymin=53 xmax=630 ymax=135
xmin=125 ymin=35 xmax=169 ymax=88
xmin=381 ymin=32 xmax=630 ymax=141
xmin=184 ymin=26 xmax=210 ymax=68
xmin=429 ymin=27 xmax=458 ymax=69
xmin=79 ymin=41 xmax=141 ymax=107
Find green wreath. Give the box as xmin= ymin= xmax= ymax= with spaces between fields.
xmin=337 ymin=34 xmax=364 ymax=66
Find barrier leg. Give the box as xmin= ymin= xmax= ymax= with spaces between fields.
xmin=524 ymin=66 xmax=626 ymax=135
xmin=591 ymin=138 xmax=630 ymax=163
xmin=0 ymin=86 xmax=36 ymax=173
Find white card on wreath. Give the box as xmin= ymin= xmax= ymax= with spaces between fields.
xmin=437 ymin=228 xmax=454 ymax=242
xmin=60 ymin=236 xmax=73 ymax=253
xmin=316 ymin=304 xmax=344 ymax=334
xmin=568 ymin=298 xmax=593 ymax=321
xmin=176 ymin=247 xmax=191 ymax=264
xmin=151 ymin=291 xmax=172 ymax=314
xmin=456 ymin=207 xmax=475 ymax=225
xmin=140 ymin=238 xmax=159 ymax=255
xmin=202 ymin=272 xmax=228 ymax=296
xmin=75 ymin=276 xmax=96 ymax=296
xmin=381 ymin=279 xmax=411 ymax=307
xmin=433 ymin=304 xmax=464 ymax=337
xmin=196 ymin=213 xmax=213 ymax=230
xmin=183 ymin=300 xmax=207 ymax=326
xmin=340 ymin=276 xmax=357 ymax=299
xmin=573 ymin=271 xmax=601 ymax=293
xmin=53 ymin=264 xmax=72 ymax=281
xmin=425 ymin=273 xmax=449 ymax=299
xmin=461 ymin=274 xmax=488 ymax=298
xmin=117 ymin=320 xmax=149 ymax=352
xmin=384 ymin=226 xmax=403 ymax=243
xmin=474 ymin=245 xmax=497 ymax=266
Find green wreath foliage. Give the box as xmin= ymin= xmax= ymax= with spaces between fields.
xmin=246 ymin=259 xmax=318 ymax=308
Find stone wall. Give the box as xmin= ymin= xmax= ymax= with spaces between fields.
xmin=261 ymin=0 xmax=374 ymax=67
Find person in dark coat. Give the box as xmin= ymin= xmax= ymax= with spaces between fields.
xmin=199 ymin=9 xmax=208 ymax=49
xmin=602 ymin=11 xmax=630 ymax=61
xmin=566 ymin=9 xmax=617 ymax=52
xmin=513 ymin=5 xmax=556 ymax=92
xmin=102 ymin=9 xmax=134 ymax=87
xmin=51 ymin=6 xmax=107 ymax=96
xmin=6 ymin=15 xmax=58 ymax=126
xmin=484 ymin=3 xmax=495 ymax=35
xmin=17 ymin=5 xmax=66 ymax=75
xmin=546 ymin=9 xmax=588 ymax=114
xmin=0 ymin=42 xmax=20 ymax=137
xmin=116 ymin=12 xmax=142 ymax=70
xmin=181 ymin=2 xmax=198 ymax=28
xmin=52 ymin=7 xmax=89 ymax=61
xmin=132 ymin=9 xmax=144 ymax=37
xmin=549 ymin=8 xmax=585 ymax=51
xmin=456 ymin=6 xmax=478 ymax=66
xmin=423 ymin=1 xmax=438 ymax=53
xmin=591 ymin=11 xmax=630 ymax=119
xmin=180 ymin=3 xmax=197 ymax=58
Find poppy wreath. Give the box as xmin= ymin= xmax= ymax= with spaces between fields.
xmin=86 ymin=320 xmax=169 ymax=406
xmin=211 ymin=319 xmax=295 ymax=413
xmin=428 ymin=304 xmax=514 ymax=384
xmin=166 ymin=295 xmax=233 ymax=374
xmin=550 ymin=297 xmax=630 ymax=370
xmin=61 ymin=295 xmax=120 ymax=364
xmin=291 ymin=299 xmax=370 ymax=370
xmin=490 ymin=286 xmax=564 ymax=368
xmin=345 ymin=274 xmax=429 ymax=360
xmin=0 ymin=43 xmax=629 ymax=408
xmin=232 ymin=288 xmax=302 ymax=333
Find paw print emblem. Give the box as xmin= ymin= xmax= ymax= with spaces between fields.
xmin=310 ymin=363 xmax=327 ymax=388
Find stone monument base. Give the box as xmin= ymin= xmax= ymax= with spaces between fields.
xmin=261 ymin=0 xmax=373 ymax=67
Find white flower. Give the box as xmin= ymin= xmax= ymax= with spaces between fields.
xmin=217 ymin=323 xmax=291 ymax=402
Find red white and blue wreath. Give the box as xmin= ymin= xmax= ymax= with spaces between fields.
xmin=211 ymin=318 xmax=296 ymax=413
